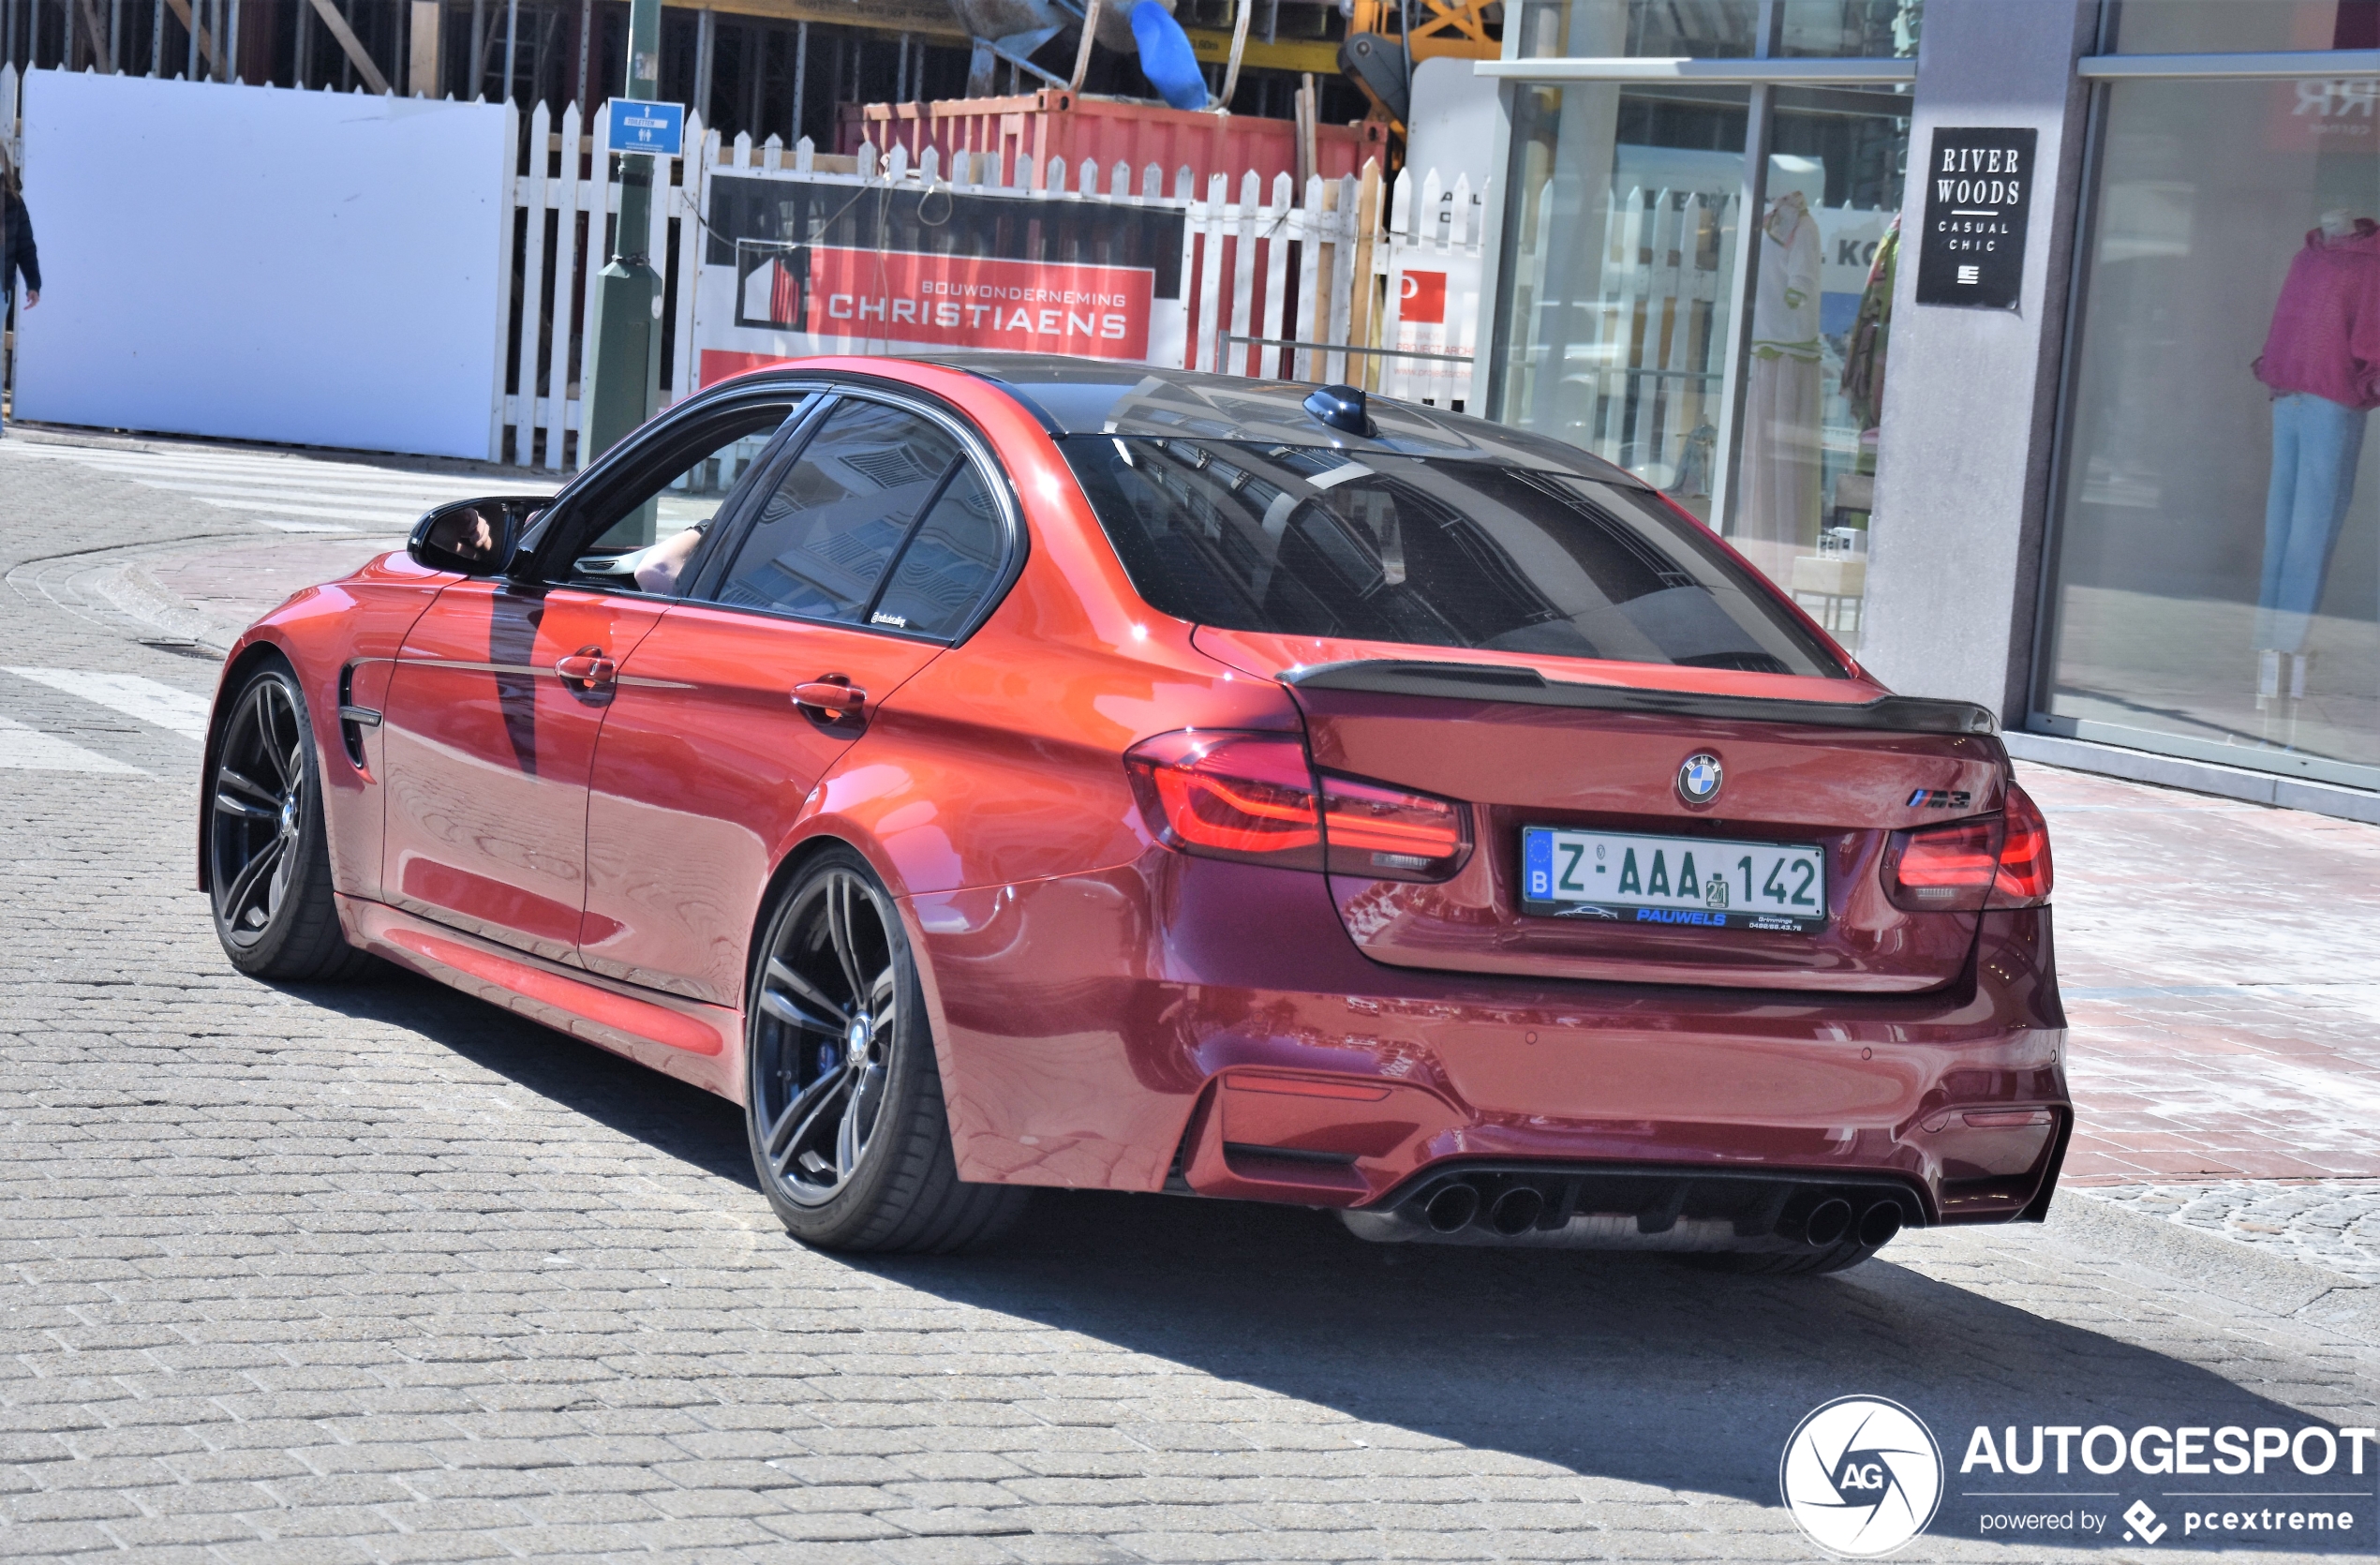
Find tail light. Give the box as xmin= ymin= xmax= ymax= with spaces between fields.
xmin=1882 ymin=781 xmax=2054 ymax=912
xmin=1123 ymin=730 xmax=1469 ymax=882
xmin=1124 ymin=731 xmax=1325 ymax=870
xmin=1990 ymin=782 xmax=2054 ymax=906
xmin=1317 ymin=774 xmax=1467 ymax=877
xmin=1882 ymin=817 xmax=2001 ymax=911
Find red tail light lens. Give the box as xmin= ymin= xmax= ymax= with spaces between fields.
xmin=1318 ymin=774 xmax=1469 ymax=880
xmin=1882 ymin=782 xmax=2056 ymax=912
xmin=1124 ymin=731 xmax=1324 ymax=869
xmin=1882 ymin=817 xmax=2002 ymax=912
xmin=1123 ymin=731 xmax=1469 ymax=882
xmin=1990 ymin=782 xmax=2054 ymax=906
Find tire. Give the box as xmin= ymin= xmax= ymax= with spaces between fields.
xmin=205 ymin=660 xmax=374 ymax=982
xmin=744 ymin=846 xmax=1027 ymax=1253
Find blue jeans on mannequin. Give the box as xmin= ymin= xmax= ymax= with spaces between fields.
xmin=2255 ymin=392 xmax=2368 ymax=655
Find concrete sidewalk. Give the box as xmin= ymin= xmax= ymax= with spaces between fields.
xmin=15 ymin=427 xmax=2379 ymax=1285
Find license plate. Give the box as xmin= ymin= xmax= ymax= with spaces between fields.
xmin=1520 ymin=827 xmax=1826 ymax=932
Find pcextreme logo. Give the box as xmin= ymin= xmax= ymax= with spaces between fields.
xmin=1779 ymin=1396 xmax=1945 ymax=1557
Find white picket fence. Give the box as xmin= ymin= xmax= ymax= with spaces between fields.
xmin=1376 ymin=165 xmax=1487 ymax=410
xmin=494 ymin=105 xmax=1487 ymax=470
xmin=2 ymin=63 xmax=1480 ymax=467
xmin=1568 ymin=185 xmax=1739 ymax=487
xmin=495 ymin=97 xmax=705 ymax=470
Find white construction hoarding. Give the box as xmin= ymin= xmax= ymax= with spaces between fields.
xmin=14 ymin=71 xmax=508 ymax=459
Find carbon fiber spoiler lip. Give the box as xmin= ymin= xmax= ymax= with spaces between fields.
xmin=1277 ymin=660 xmax=2001 ymax=738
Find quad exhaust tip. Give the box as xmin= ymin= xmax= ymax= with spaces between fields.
xmin=1423 ymin=1183 xmax=1480 ymax=1233
xmin=1488 ymin=1185 xmax=1544 ymax=1236
xmin=1374 ymin=1170 xmax=1921 ymax=1254
xmin=1859 ymin=1200 xmax=1904 ymax=1248
xmin=1801 ymin=1198 xmax=1854 ymax=1248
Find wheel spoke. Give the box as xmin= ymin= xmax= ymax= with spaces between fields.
xmin=221 ymin=836 xmax=286 ymax=928
xmin=834 ymin=1079 xmax=865 ymax=1177
xmin=763 ymin=957 xmax=850 ymax=1031
xmin=846 ymin=1061 xmax=886 ymax=1157
xmin=772 ymin=1064 xmax=853 ymax=1176
xmin=214 ymin=785 xmax=276 ymax=821
xmin=826 ymin=876 xmax=870 ymax=1005
xmin=268 ymin=688 xmax=305 ymax=793
xmin=251 ymin=692 xmax=290 ymax=787
xmin=217 ymin=768 xmax=280 ymax=810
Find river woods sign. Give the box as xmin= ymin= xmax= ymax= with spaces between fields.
xmin=1914 ymin=127 xmax=2037 ymax=310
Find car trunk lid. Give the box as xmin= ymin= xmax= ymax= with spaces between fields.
xmin=1220 ymin=642 xmax=2005 ymax=994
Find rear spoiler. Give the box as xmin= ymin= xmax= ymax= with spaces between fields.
xmin=1279 ymin=660 xmax=2000 ymax=738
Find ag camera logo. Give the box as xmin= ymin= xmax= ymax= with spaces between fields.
xmin=1780 ymin=1396 xmax=1944 ymax=1557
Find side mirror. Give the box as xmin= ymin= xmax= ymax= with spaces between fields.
xmin=408 ymin=497 xmax=546 ymax=575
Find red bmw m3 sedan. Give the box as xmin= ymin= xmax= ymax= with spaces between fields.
xmin=201 ymin=354 xmax=2068 ymax=1272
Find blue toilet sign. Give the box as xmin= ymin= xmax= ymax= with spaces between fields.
xmin=606 ymin=99 xmax=685 ymax=157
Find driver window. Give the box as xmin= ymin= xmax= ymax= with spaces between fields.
xmin=562 ymin=399 xmax=803 ymax=593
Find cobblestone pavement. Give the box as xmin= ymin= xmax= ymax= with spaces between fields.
xmin=2075 ymin=1184 xmax=2380 ymax=1284
xmin=4 ymin=428 xmax=2380 ymax=1563
xmin=2018 ymin=764 xmax=2380 ymax=1186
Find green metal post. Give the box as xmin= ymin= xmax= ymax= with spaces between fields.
xmin=581 ymin=0 xmax=665 ymax=484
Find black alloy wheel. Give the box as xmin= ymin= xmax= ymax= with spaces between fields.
xmin=745 ymin=848 xmax=1026 ymax=1252
xmin=206 ymin=662 xmax=370 ymax=981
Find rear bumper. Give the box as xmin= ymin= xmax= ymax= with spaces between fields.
xmin=912 ymin=855 xmax=2070 ymax=1226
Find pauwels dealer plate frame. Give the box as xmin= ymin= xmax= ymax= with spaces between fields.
xmin=1520 ymin=826 xmax=1827 ymax=933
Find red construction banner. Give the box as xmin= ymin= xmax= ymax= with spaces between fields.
xmin=785 ymin=246 xmax=1155 ymax=360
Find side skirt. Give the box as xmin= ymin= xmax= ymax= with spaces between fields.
xmin=338 ymin=894 xmax=747 ymax=1103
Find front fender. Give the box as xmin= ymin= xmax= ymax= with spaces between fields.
xmin=196 ymin=552 xmax=452 ymax=900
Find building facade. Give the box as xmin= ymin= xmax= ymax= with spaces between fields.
xmin=1474 ymin=0 xmax=2380 ymax=822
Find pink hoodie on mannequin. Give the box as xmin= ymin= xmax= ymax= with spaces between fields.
xmin=2254 ymin=218 xmax=2380 ymax=412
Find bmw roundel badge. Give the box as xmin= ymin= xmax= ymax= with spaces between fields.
xmin=1677 ymin=752 xmax=1723 ymax=806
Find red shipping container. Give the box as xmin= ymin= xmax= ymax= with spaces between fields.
xmin=837 ymin=89 xmax=1388 ymax=198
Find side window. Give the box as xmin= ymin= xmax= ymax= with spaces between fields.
xmin=713 ymin=399 xmax=963 ymax=623
xmin=559 ymin=400 xmax=801 ymax=592
xmin=867 ymin=467 xmax=1004 ymax=636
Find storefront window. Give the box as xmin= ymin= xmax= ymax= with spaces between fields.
xmin=1489 ymin=76 xmax=1911 ymax=649
xmin=1733 ymin=88 xmax=1910 ymax=639
xmin=1512 ymin=1 xmax=1756 ymax=60
xmin=1512 ymin=0 xmax=1919 ymax=61
xmin=2114 ymin=0 xmax=2377 ymax=56
xmin=1491 ymin=82 xmax=1748 ymax=515
xmin=2036 ymin=69 xmax=2377 ymax=789
xmin=1779 ymin=0 xmax=1921 ymax=58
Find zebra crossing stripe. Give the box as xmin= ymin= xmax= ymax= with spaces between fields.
xmin=0 ymin=714 xmax=146 ymax=775
xmin=4 ymin=668 xmax=215 ymax=741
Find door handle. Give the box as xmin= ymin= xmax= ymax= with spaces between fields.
xmin=794 ymin=678 xmax=867 ymax=722
xmin=555 ymin=648 xmax=617 ymax=687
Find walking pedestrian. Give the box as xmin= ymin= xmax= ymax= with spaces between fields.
xmin=1 ymin=140 xmax=41 ymax=438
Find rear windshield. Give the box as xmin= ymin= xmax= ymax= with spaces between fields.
xmin=1060 ymin=438 xmax=1846 ymax=678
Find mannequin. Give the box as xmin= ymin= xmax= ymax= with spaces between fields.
xmin=2251 ymin=205 xmax=2380 ymax=739
xmin=1736 ymin=191 xmax=1823 ymax=579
